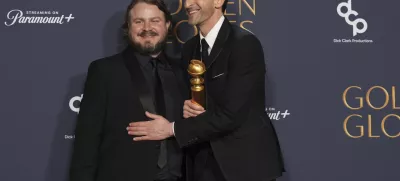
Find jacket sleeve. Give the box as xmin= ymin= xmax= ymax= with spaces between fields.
xmin=69 ymin=61 xmax=107 ymax=181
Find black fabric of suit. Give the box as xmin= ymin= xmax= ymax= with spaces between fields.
xmin=136 ymin=52 xmax=172 ymax=180
xmin=174 ymin=17 xmax=286 ymax=181
xmin=69 ymin=46 xmax=188 ymax=181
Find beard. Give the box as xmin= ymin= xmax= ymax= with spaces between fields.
xmin=129 ymin=30 xmax=167 ymax=55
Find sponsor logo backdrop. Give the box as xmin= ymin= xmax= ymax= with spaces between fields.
xmin=1 ymin=0 xmax=399 ymax=181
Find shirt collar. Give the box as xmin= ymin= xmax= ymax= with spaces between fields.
xmin=199 ymin=15 xmax=225 ymax=50
xmin=135 ymin=52 xmax=152 ymax=68
xmin=134 ymin=51 xmax=168 ymax=68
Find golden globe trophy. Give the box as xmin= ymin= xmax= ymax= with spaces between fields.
xmin=187 ymin=59 xmax=206 ymax=108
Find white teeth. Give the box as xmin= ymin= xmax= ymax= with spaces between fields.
xmin=189 ymin=10 xmax=199 ymax=15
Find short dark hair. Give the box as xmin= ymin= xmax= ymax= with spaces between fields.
xmin=222 ymin=0 xmax=228 ymax=12
xmin=121 ymin=0 xmax=172 ymax=34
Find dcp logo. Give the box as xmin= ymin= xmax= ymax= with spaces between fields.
xmin=69 ymin=94 xmax=83 ymax=113
xmin=337 ymin=0 xmax=368 ymax=36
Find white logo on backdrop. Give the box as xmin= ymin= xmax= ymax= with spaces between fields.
xmin=337 ymin=0 xmax=367 ymax=36
xmin=65 ymin=94 xmax=82 ymax=140
xmin=4 ymin=9 xmax=75 ymax=26
xmin=266 ymin=107 xmax=291 ymax=121
xmin=333 ymin=0 xmax=373 ymax=44
xmin=69 ymin=94 xmax=83 ymax=114
xmin=65 ymin=135 xmax=75 ymax=139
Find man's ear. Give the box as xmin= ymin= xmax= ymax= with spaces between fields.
xmin=215 ymin=0 xmax=225 ymax=9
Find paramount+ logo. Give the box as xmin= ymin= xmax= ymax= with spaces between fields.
xmin=336 ymin=0 xmax=368 ymax=37
xmin=4 ymin=9 xmax=75 ymax=26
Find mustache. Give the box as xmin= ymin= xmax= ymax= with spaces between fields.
xmin=138 ymin=30 xmax=158 ymax=37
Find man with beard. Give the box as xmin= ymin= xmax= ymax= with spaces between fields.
xmin=127 ymin=0 xmax=285 ymax=181
xmin=69 ymin=1 xmax=187 ymax=181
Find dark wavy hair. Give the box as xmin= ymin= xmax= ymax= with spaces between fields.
xmin=121 ymin=0 xmax=172 ymax=37
xmin=222 ymin=0 xmax=228 ymax=12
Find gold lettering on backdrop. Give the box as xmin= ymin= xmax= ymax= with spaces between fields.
xmin=381 ymin=114 xmax=400 ymax=138
xmin=342 ymin=86 xmax=363 ymax=110
xmin=240 ymin=20 xmax=254 ymax=34
xmin=224 ymin=1 xmax=236 ymax=16
xmin=367 ymin=115 xmax=380 ymax=138
xmin=343 ymin=114 xmax=363 ymax=138
xmin=239 ymin=0 xmax=256 ymax=15
xmin=392 ymin=86 xmax=400 ymax=109
xmin=224 ymin=0 xmax=256 ymax=34
xmin=366 ymin=86 xmax=389 ymax=110
xmin=169 ymin=0 xmax=258 ymax=43
xmin=342 ymin=86 xmax=400 ymax=139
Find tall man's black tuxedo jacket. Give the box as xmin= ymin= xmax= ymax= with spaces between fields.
xmin=174 ymin=18 xmax=285 ymax=181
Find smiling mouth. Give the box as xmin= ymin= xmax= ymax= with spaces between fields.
xmin=141 ymin=35 xmax=156 ymax=39
xmin=139 ymin=31 xmax=158 ymax=38
xmin=187 ymin=8 xmax=200 ymax=15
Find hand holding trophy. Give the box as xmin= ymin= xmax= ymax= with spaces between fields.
xmin=187 ymin=59 xmax=206 ymax=108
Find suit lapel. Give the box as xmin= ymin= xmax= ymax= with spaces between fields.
xmin=157 ymin=55 xmax=188 ymax=120
xmin=122 ymin=47 xmax=157 ymax=115
xmin=207 ymin=18 xmax=232 ymax=69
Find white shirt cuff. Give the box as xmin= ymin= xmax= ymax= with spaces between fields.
xmin=172 ymin=122 xmax=175 ymax=136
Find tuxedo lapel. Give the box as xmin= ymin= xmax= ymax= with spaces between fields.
xmin=122 ymin=47 xmax=157 ymax=115
xmin=207 ymin=18 xmax=232 ymax=69
xmin=157 ymin=55 xmax=188 ymax=120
